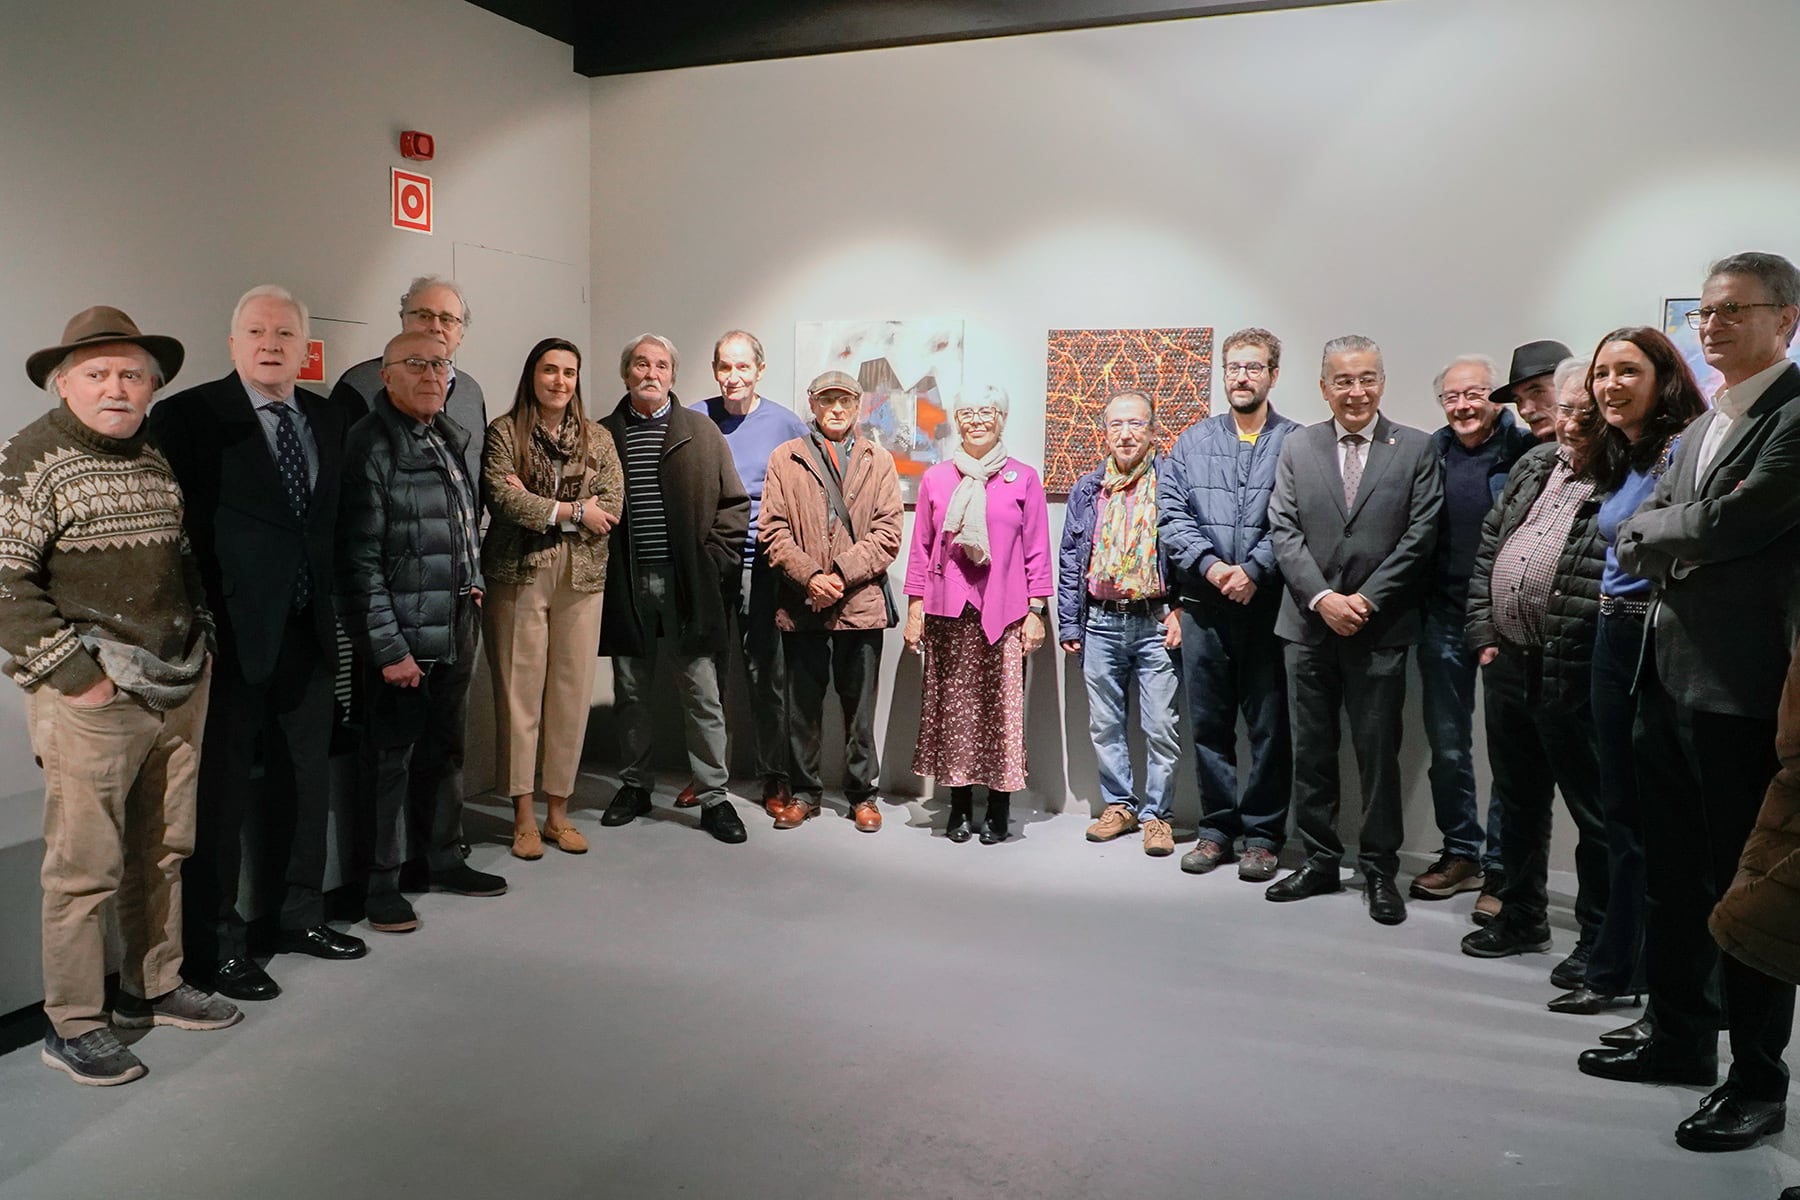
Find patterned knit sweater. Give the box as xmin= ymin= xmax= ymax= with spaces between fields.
xmin=0 ymin=405 xmax=212 ymax=697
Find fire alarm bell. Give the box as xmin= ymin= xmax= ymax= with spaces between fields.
xmin=401 ymin=131 xmax=434 ymax=161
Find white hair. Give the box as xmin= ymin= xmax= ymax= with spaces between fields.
xmin=43 ymin=345 xmax=161 ymax=401
xmin=231 ymin=284 xmax=309 ymax=342
xmin=619 ymin=333 xmax=680 ymax=384
xmin=1551 ymin=356 xmax=1587 ymax=398
xmin=400 ymin=275 xmax=471 ymax=329
xmin=1432 ymin=354 xmax=1499 ymax=397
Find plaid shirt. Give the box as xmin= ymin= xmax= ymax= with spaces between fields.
xmin=1489 ymin=450 xmax=1594 ymax=647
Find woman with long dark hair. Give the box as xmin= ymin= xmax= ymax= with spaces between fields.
xmin=480 ymin=338 xmax=624 ymax=859
xmin=1571 ymin=326 xmax=1705 ymax=1029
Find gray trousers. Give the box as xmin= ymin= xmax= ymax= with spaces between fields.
xmin=613 ymin=563 xmax=730 ymax=807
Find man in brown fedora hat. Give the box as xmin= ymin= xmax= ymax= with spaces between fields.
xmin=3 ymin=307 xmax=241 ymax=1087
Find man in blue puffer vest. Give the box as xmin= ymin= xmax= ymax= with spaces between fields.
xmin=1157 ymin=328 xmax=1298 ymax=881
xmin=1059 ymin=391 xmax=1182 ymax=857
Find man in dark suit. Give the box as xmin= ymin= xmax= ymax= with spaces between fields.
xmin=1264 ymin=335 xmax=1443 ymax=925
xmin=328 ymin=276 xmax=485 ymax=485
xmin=1581 ymin=251 xmax=1800 ymax=1153
xmin=150 ymin=285 xmax=367 ymax=1002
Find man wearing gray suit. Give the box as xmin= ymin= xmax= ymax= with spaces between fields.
xmin=1579 ymin=251 xmax=1800 ymax=1153
xmin=1263 ymin=336 xmax=1443 ymax=925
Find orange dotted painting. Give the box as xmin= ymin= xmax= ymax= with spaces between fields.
xmin=1043 ymin=327 xmax=1212 ymax=494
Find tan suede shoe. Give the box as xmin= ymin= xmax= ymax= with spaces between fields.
xmin=512 ymin=826 xmax=544 ymax=860
xmin=542 ymin=823 xmax=589 ymax=855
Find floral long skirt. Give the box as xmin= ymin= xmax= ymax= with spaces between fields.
xmin=912 ymin=607 xmax=1027 ymax=792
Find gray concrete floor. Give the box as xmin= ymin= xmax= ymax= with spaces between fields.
xmin=0 ymin=773 xmax=1795 ymax=1200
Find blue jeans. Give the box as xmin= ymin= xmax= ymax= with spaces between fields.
xmin=1416 ymin=599 xmax=1498 ymax=866
xmin=1586 ymin=610 xmax=1649 ymax=995
xmin=1080 ymin=607 xmax=1181 ymax=820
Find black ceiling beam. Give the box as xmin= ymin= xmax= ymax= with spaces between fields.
xmin=568 ymin=0 xmax=1375 ymax=77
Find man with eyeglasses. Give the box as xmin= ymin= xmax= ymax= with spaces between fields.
xmin=1264 ymin=336 xmax=1442 ymax=926
xmin=1409 ymin=355 xmax=1536 ymax=917
xmin=1588 ymin=251 xmax=1800 ymax=1152
xmin=331 ymin=276 xmax=485 ymax=485
xmin=1059 ymin=390 xmax=1183 ymax=857
xmin=1158 ymin=328 xmax=1298 ymax=879
xmin=149 ymin=285 xmax=367 ymax=1002
xmin=337 ymin=330 xmax=506 ymax=935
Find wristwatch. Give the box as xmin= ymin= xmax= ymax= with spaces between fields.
xmin=1028 ymin=601 xmax=1048 ymax=616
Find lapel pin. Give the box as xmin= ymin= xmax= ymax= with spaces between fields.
xmin=1003 ymin=469 xmax=1018 ymax=483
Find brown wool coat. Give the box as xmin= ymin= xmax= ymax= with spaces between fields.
xmin=1710 ymin=637 xmax=1800 ymax=986
xmin=479 ymin=414 xmax=624 ymax=592
xmin=759 ymin=432 xmax=903 ymax=632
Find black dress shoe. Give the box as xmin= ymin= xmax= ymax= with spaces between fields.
xmin=212 ymin=957 xmax=280 ymax=1002
xmin=277 ymin=925 xmax=369 ymax=960
xmin=979 ymin=794 xmax=1010 ymax=845
xmin=1461 ymin=922 xmax=1552 ymax=958
xmin=1549 ymin=944 xmax=1591 ymax=991
xmin=945 ymin=802 xmax=973 ymax=844
xmin=700 ymin=801 xmax=747 ymax=844
xmin=600 ymin=785 xmax=653 ymax=827
xmin=1547 ymin=986 xmax=1641 ymax=1015
xmin=1577 ymin=1044 xmax=1717 ymax=1086
xmin=1599 ymin=1016 xmax=1654 ymax=1048
xmin=1674 ymin=1086 xmax=1786 ymax=1152
xmin=1364 ymin=872 xmax=1406 ymax=926
xmin=429 ymin=863 xmax=508 ymax=896
xmin=1265 ymin=860 xmax=1344 ymax=903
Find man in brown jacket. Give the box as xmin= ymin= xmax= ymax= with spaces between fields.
xmin=758 ymin=370 xmax=903 ymax=831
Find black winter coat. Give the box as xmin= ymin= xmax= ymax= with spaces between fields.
xmin=335 ymin=394 xmax=482 ymax=668
xmin=598 ymin=394 xmax=750 ymax=658
xmin=1465 ymin=442 xmax=1603 ymax=711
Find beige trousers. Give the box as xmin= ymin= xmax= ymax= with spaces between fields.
xmin=32 ymin=677 xmax=209 ymax=1037
xmin=484 ymin=542 xmax=604 ymax=799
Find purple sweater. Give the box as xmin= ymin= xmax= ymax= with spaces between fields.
xmin=904 ymin=457 xmax=1053 ymax=644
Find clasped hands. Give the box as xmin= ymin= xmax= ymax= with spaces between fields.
xmin=1316 ymin=591 xmax=1373 ymax=637
xmin=1205 ymin=561 xmax=1258 ymax=605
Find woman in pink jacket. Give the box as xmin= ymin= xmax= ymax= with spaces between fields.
xmin=904 ymin=386 xmax=1053 ymax=844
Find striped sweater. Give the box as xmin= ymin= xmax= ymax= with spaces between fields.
xmin=0 ymin=405 xmax=212 ymax=696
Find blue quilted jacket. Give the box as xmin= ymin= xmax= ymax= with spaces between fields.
xmin=1157 ymin=408 xmax=1298 ymax=603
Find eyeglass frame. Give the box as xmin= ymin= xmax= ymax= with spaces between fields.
xmin=1685 ymin=301 xmax=1788 ymax=330
xmin=383 ymin=355 xmax=455 ymax=376
xmin=403 ymin=307 xmax=466 ymax=329
xmin=1437 ymin=387 xmax=1492 ymax=405
xmin=1222 ymin=361 xmax=1271 ymax=378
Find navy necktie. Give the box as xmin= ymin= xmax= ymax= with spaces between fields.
xmin=272 ymin=404 xmax=313 ymax=608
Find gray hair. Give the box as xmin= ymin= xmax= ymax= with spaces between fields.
xmin=1707 ymin=252 xmax=1800 ymax=340
xmin=954 ymin=384 xmax=1010 ymax=416
xmin=619 ymin=333 xmax=680 ymax=383
xmin=1431 ymin=354 xmax=1499 ymax=397
xmin=1320 ymin=335 xmax=1383 ymax=379
xmin=1551 ymin=356 xmax=1588 ymax=399
xmin=399 ymin=275 xmax=471 ymax=328
xmin=712 ymin=330 xmax=765 ymax=369
xmin=1102 ymin=389 xmax=1156 ymax=423
xmin=42 ymin=345 xmax=162 ymax=401
xmin=231 ymin=284 xmax=309 ymax=342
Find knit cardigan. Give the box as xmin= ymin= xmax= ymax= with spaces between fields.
xmin=0 ymin=405 xmax=212 ymax=695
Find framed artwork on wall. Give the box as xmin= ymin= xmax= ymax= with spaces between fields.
xmin=1043 ymin=327 xmax=1213 ymax=494
xmin=793 ymin=319 xmax=964 ymax=504
xmin=1663 ymin=297 xmax=1800 ymax=397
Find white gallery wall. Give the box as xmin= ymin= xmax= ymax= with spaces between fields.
xmin=588 ymin=0 xmax=1800 ymax=852
xmin=0 ymin=0 xmax=592 ymax=820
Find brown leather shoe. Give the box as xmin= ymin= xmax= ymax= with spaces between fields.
xmin=511 ymin=826 xmax=544 ymax=860
xmin=1409 ymin=852 xmax=1484 ymax=899
xmin=541 ymin=823 xmax=589 ymax=854
xmin=762 ymin=778 xmax=792 ymax=818
xmin=673 ymin=781 xmax=700 ymax=809
xmin=853 ymin=800 xmax=882 ymax=832
xmin=772 ymin=799 xmax=819 ymax=829
xmin=1086 ymin=803 xmax=1139 ymax=842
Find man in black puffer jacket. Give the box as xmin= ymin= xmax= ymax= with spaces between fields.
xmin=1461 ymin=367 xmax=1607 ymax=987
xmin=337 ymin=331 xmax=506 ymax=934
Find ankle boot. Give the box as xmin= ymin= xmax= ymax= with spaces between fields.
xmin=980 ymin=791 xmax=1011 ymax=844
xmin=946 ymin=788 xmax=974 ymax=844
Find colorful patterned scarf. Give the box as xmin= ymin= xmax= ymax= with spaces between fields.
xmin=1088 ymin=456 xmax=1164 ymax=598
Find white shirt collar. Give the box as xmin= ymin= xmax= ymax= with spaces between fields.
xmin=1714 ymin=357 xmax=1791 ymax=420
xmin=1333 ymin=418 xmax=1374 ymax=443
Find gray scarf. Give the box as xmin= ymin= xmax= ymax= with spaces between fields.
xmin=943 ymin=442 xmax=1008 ymax=566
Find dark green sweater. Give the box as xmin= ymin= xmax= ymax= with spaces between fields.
xmin=0 ymin=404 xmax=212 ymax=697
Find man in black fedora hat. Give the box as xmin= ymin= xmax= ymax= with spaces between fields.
xmin=1492 ymin=339 xmax=1572 ymax=443
xmin=3 ymin=307 xmax=242 ymax=1086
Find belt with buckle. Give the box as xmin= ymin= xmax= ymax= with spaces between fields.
xmin=1598 ymin=594 xmax=1651 ymax=618
xmin=1088 ymin=596 xmax=1163 ymax=616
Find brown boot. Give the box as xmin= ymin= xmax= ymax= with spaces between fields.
xmin=762 ymin=778 xmax=792 ymax=818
